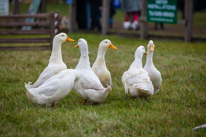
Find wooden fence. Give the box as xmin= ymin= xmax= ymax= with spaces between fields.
xmin=0 ymin=11 xmax=59 ymax=51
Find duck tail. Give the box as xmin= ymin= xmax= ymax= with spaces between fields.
xmin=25 ymin=82 xmax=32 ymax=89
xmin=132 ymin=83 xmax=153 ymax=96
xmin=102 ymin=85 xmax=111 ymax=94
xmin=25 ymin=82 xmax=35 ymax=102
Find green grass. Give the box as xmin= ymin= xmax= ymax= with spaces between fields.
xmin=0 ymin=33 xmax=206 ymax=136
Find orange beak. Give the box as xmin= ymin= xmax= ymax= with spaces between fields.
xmin=75 ymin=45 xmax=79 ymax=48
xmin=150 ymin=44 xmax=154 ymax=51
xmin=144 ymin=52 xmax=148 ymax=55
xmin=109 ymin=43 xmax=117 ymax=49
xmin=66 ymin=37 xmax=74 ymax=42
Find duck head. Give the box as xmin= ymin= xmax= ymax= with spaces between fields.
xmin=147 ymin=40 xmax=155 ymax=52
xmin=75 ymin=38 xmax=89 ymax=55
xmin=75 ymin=38 xmax=87 ymax=48
xmin=135 ymin=46 xmax=148 ymax=59
xmin=99 ymin=39 xmax=117 ymax=50
xmin=54 ymin=33 xmax=74 ymax=43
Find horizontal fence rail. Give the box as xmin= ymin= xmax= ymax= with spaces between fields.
xmin=0 ymin=13 xmax=50 ymax=19
xmin=0 ymin=29 xmax=51 ymax=35
xmin=0 ymin=21 xmax=51 ymax=27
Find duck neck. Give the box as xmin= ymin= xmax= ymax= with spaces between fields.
xmin=129 ymin=57 xmax=143 ymax=70
xmin=98 ymin=46 xmax=107 ymax=57
xmin=146 ymin=50 xmax=154 ymax=65
xmin=49 ymin=40 xmax=63 ymax=63
xmin=76 ymin=48 xmax=91 ymax=70
xmin=94 ymin=47 xmax=107 ymax=67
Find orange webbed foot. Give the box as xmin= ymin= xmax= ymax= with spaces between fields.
xmin=83 ymin=99 xmax=87 ymax=105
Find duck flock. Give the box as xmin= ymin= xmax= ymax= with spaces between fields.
xmin=25 ymin=32 xmax=162 ymax=107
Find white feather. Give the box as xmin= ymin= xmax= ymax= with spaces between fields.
xmin=123 ymin=21 xmax=131 ymax=30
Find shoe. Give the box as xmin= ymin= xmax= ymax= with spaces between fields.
xmin=123 ymin=21 xmax=131 ymax=30
xmin=131 ymin=21 xmax=139 ymax=30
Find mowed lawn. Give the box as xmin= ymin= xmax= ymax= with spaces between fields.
xmin=0 ymin=32 xmax=206 ymax=136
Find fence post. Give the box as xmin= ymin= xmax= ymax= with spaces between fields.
xmin=69 ymin=1 xmax=76 ymax=33
xmin=184 ymin=0 xmax=193 ymax=42
xmin=55 ymin=11 xmax=60 ymax=34
xmin=50 ymin=12 xmax=55 ymax=49
xmin=140 ymin=0 xmax=148 ymax=39
xmin=14 ymin=0 xmax=19 ymax=14
xmin=102 ymin=0 xmax=110 ymax=35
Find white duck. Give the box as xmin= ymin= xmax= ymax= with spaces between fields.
xmin=122 ymin=46 xmax=154 ymax=97
xmin=92 ymin=39 xmax=117 ymax=88
xmin=74 ymin=38 xmax=111 ymax=104
xmin=144 ymin=40 xmax=162 ymax=94
xmin=27 ymin=33 xmax=74 ymax=88
xmin=25 ymin=69 xmax=80 ymax=107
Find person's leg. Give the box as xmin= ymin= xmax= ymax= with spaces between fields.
xmin=109 ymin=17 xmax=113 ymax=29
xmin=132 ymin=11 xmax=139 ymax=21
xmin=97 ymin=14 xmax=102 ymax=31
xmin=160 ymin=23 xmax=164 ymax=29
xmin=154 ymin=23 xmax=158 ymax=30
xmin=131 ymin=11 xmax=139 ymax=30
xmin=123 ymin=12 xmax=132 ymax=30
xmin=125 ymin=12 xmax=130 ymax=21
xmin=86 ymin=2 xmax=91 ymax=29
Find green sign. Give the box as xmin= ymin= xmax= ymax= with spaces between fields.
xmin=0 ymin=0 xmax=9 ymax=15
xmin=147 ymin=0 xmax=177 ymax=24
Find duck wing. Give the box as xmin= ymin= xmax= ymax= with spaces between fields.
xmin=32 ymin=63 xmax=66 ymax=88
xmin=122 ymin=69 xmax=150 ymax=86
xmin=79 ymin=70 xmax=104 ymax=90
xmin=31 ymin=79 xmax=62 ymax=97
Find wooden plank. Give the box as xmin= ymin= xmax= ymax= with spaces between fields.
xmin=140 ymin=17 xmax=186 ymax=25
xmin=0 ymin=45 xmax=51 ymax=51
xmin=0 ymin=13 xmax=50 ymax=19
xmin=0 ymin=29 xmax=50 ymax=35
xmin=140 ymin=0 xmax=148 ymax=39
xmin=177 ymin=19 xmax=186 ymax=25
xmin=139 ymin=17 xmax=147 ymax=22
xmin=0 ymin=38 xmax=50 ymax=43
xmin=0 ymin=21 xmax=50 ymax=27
xmin=50 ymin=12 xmax=54 ymax=49
xmin=102 ymin=0 xmax=110 ymax=35
xmin=184 ymin=0 xmax=193 ymax=42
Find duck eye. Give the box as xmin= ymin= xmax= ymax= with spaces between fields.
xmin=105 ymin=41 xmax=107 ymax=43
xmin=62 ymin=35 xmax=64 ymax=37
